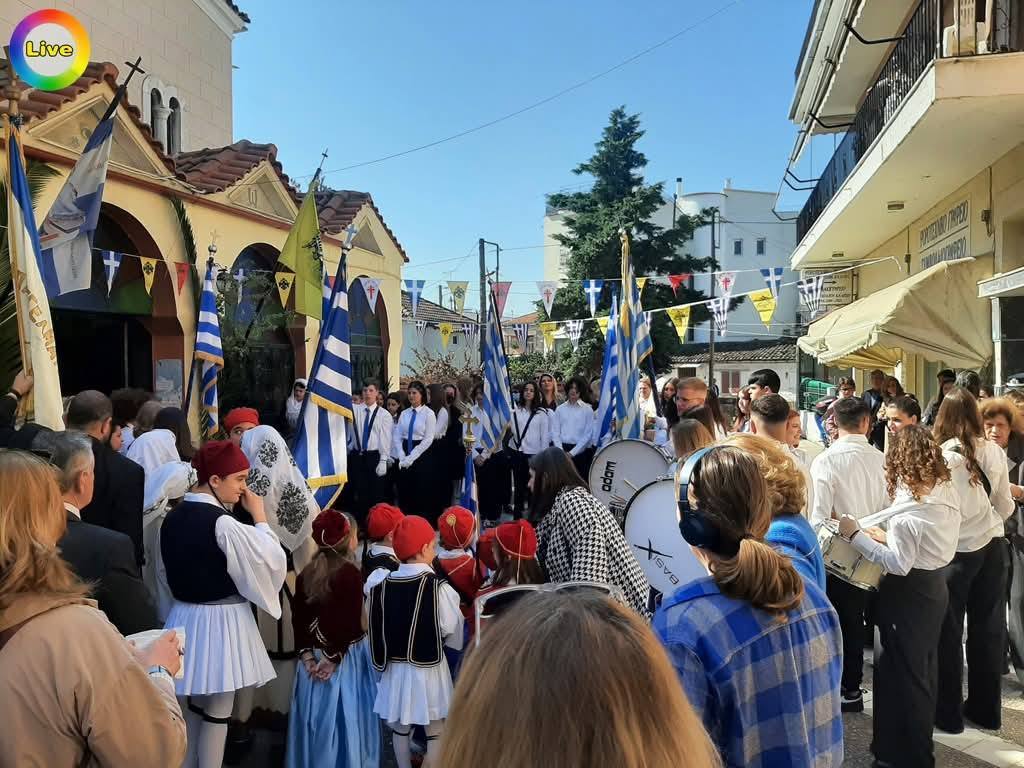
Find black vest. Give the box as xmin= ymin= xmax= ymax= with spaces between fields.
xmin=161 ymin=499 xmax=239 ymax=604
xmin=368 ymin=572 xmax=443 ymax=671
xmin=362 ymin=549 xmax=400 ymax=581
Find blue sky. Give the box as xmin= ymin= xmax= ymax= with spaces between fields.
xmin=233 ymin=0 xmax=815 ymax=316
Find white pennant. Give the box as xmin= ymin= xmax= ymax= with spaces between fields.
xmin=537 ymin=280 xmax=558 ymax=316
xmin=361 ymin=277 xmax=382 ymax=313
xmin=715 ymin=271 xmax=737 ymax=300
xmin=566 ymin=319 xmax=584 ymax=350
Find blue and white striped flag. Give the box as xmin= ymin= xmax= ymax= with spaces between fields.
xmin=596 ymin=298 xmax=619 ymax=447
xmin=6 ymin=116 xmax=64 ymax=430
xmin=478 ymin=287 xmax=513 ymax=455
xmin=615 ymin=231 xmax=651 ymax=440
xmin=460 ymin=450 xmax=478 ymax=515
xmin=37 ymin=116 xmax=114 ymax=297
xmin=322 ymin=270 xmax=332 ymax=324
xmin=294 ymin=258 xmax=354 ymax=509
xmin=760 ymin=266 xmax=785 ymax=298
xmin=193 ymin=263 xmax=224 ymax=436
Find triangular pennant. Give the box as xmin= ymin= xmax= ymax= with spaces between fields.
xmin=493 ymin=282 xmax=512 ymax=319
xmin=540 ymin=322 xmax=558 ymax=352
xmin=668 ymin=274 xmax=690 ymax=295
xmin=666 ymin=306 xmax=691 ymax=342
xmin=448 ymin=281 xmax=469 ymax=315
xmin=537 ymin=280 xmax=559 ymax=316
xmin=461 ymin=322 xmax=477 ymax=348
xmin=760 ymin=266 xmax=785 ymax=298
xmin=714 ymin=271 xmax=736 ymax=299
xmin=361 ymin=276 xmax=382 ymax=313
xmin=582 ymin=279 xmax=604 ymax=318
xmin=636 ymin=277 xmax=648 ymax=295
xmin=140 ymin=256 xmax=158 ymax=296
xmin=438 ymin=322 xmax=454 ymax=350
xmin=596 ymin=316 xmax=609 ymax=336
xmin=405 ymin=279 xmax=426 ymax=317
xmin=275 ymin=271 xmax=294 ymax=308
xmin=174 ymin=262 xmax=189 ymax=295
xmin=566 ymin=319 xmax=584 ymax=350
xmin=710 ymin=297 xmax=729 ymax=335
xmin=750 ymin=288 xmax=777 ymax=330
xmin=513 ymin=322 xmax=529 ymax=352
xmin=644 ymin=311 xmax=653 ymax=329
xmin=101 ymin=250 xmax=122 ymax=296
xmin=798 ymin=274 xmax=826 ymax=318
xmin=416 ymin=320 xmax=428 ymax=336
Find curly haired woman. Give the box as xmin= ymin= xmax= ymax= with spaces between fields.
xmin=838 ymin=424 xmax=960 ymax=767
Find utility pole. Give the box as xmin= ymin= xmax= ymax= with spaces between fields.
xmin=438 ymin=284 xmax=443 ymax=307
xmin=494 ymin=243 xmax=501 ymax=287
xmin=707 ymin=208 xmax=717 ymax=390
xmin=478 ymin=238 xmax=487 ymax=363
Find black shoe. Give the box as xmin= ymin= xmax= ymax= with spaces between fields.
xmin=934 ymin=720 xmax=965 ymax=735
xmin=841 ymin=688 xmax=864 ymax=713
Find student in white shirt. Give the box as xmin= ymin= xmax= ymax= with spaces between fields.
xmin=393 ymin=381 xmax=438 ymax=524
xmin=839 ymin=424 xmax=959 ymax=768
xmin=347 ymin=380 xmax=394 ymax=528
xmin=933 ymin=388 xmax=1016 ymax=733
xmin=750 ymin=394 xmax=814 ymax=515
xmin=507 ymin=381 xmax=551 ymax=519
xmin=810 ymin=395 xmax=889 ymax=713
xmin=556 ymin=376 xmax=597 ymax=482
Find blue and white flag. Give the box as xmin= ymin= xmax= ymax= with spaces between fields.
xmin=760 ymin=266 xmax=785 ymax=298
xmin=321 ymin=270 xmax=332 ymax=324
xmin=710 ymin=296 xmax=729 ymax=335
xmin=193 ymin=263 xmax=224 ymax=436
xmin=37 ymin=116 xmax=114 ymax=297
xmin=101 ymin=250 xmax=122 ymax=295
xmin=798 ymin=274 xmax=826 ymax=318
xmin=583 ymin=279 xmax=604 ymax=318
xmin=405 ymin=279 xmax=426 ymax=318
xmin=478 ymin=287 xmax=513 ymax=455
xmin=615 ymin=231 xmax=651 ymax=440
xmin=6 ymin=116 xmax=64 ymax=430
xmin=460 ymin=450 xmax=478 ymax=516
xmin=294 ymin=258 xmax=354 ymax=509
xmin=596 ymin=298 xmax=619 ymax=448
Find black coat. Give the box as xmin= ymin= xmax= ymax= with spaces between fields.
xmin=80 ymin=436 xmax=146 ymax=566
xmin=59 ymin=510 xmax=159 ymax=635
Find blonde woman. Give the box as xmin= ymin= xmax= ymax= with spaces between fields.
xmin=0 ymin=450 xmax=186 ymax=765
xmin=440 ymin=590 xmax=721 ymax=768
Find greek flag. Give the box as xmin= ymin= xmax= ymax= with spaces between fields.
xmin=596 ymin=298 xmax=619 ymax=447
xmin=193 ymin=263 xmax=224 ymax=436
xmin=760 ymin=266 xmax=785 ymax=298
xmin=294 ymin=258 xmax=353 ymax=508
xmin=321 ymin=270 xmax=332 ymax=324
xmin=460 ymin=451 xmax=478 ymax=515
xmin=37 ymin=116 xmax=114 ymax=297
xmin=478 ymin=288 xmax=513 ymax=455
xmin=615 ymin=231 xmax=651 ymax=440
xmin=5 ymin=116 xmax=64 ymax=430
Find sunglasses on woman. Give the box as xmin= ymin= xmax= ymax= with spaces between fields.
xmin=473 ymin=581 xmax=624 ymax=646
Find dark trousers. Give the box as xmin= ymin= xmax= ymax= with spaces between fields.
xmin=873 ymin=568 xmax=947 ymax=768
xmin=476 ymin=451 xmax=511 ymax=522
xmin=936 ymin=537 xmax=1009 ymax=731
xmin=348 ymin=450 xmax=388 ymax=528
xmin=826 ymin=574 xmax=868 ymax=693
xmin=509 ymin=450 xmax=532 ymax=517
xmin=563 ymin=444 xmax=595 ymax=487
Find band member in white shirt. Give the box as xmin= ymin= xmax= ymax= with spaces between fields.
xmin=556 ymin=377 xmax=597 ymax=482
xmin=750 ymin=394 xmax=813 ymax=515
xmin=810 ymin=396 xmax=889 ymax=713
xmin=348 ymin=380 xmax=394 ymax=528
xmin=507 ymin=381 xmax=552 ymax=519
xmin=839 ymin=424 xmax=960 ymax=767
xmin=933 ymin=388 xmax=1016 ymax=733
xmin=393 ymin=381 xmax=438 ymax=524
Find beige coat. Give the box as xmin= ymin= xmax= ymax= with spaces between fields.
xmin=0 ymin=593 xmax=186 ymax=767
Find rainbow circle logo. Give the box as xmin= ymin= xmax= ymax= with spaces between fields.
xmin=10 ymin=10 xmax=90 ymax=91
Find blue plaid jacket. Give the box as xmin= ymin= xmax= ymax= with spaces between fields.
xmin=654 ymin=576 xmax=843 ymax=768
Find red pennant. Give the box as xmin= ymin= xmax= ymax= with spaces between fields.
xmin=668 ymin=274 xmax=691 ymax=295
xmin=493 ymin=282 xmax=512 ymax=319
xmin=175 ymin=263 xmax=190 ymax=294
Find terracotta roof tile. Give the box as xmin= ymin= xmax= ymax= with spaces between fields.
xmin=175 ymin=140 xmax=298 ymax=196
xmin=0 ymin=61 xmax=175 ymax=174
xmin=311 ymin=188 xmax=409 ymax=262
xmin=401 ymin=292 xmax=475 ymax=324
xmin=671 ymin=339 xmax=797 ymax=365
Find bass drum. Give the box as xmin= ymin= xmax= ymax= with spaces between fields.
xmin=623 ymin=479 xmax=706 ymax=603
xmin=589 ymin=439 xmax=671 ymax=524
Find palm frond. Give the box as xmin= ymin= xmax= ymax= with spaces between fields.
xmin=170 ymin=196 xmax=201 ymax=313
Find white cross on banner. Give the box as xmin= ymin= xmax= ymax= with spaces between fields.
xmin=566 ymin=319 xmax=584 ymax=350
xmin=102 ymin=250 xmax=122 ymax=296
xmin=234 ymin=268 xmax=247 ymax=304
xmin=405 ymin=279 xmax=425 ymax=317
xmin=760 ymin=266 xmax=785 ymax=297
xmin=361 ymin=277 xmax=382 ymax=313
xmin=537 ymin=280 xmax=558 ymax=316
xmin=583 ymin=279 xmax=604 ymax=317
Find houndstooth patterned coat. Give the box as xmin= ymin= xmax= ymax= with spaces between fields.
xmin=536 ymin=486 xmax=651 ymax=616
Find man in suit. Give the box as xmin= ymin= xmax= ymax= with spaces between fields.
xmin=50 ymin=430 xmax=158 ymax=635
xmin=66 ymin=390 xmax=146 ymax=566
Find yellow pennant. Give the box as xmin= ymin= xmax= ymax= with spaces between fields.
xmin=140 ymin=257 xmax=158 ymax=295
xmin=636 ymin=277 xmax=648 ymax=295
xmin=666 ymin=306 xmax=691 ymax=342
xmin=447 ymin=281 xmax=469 ymax=315
xmin=439 ymin=322 xmax=454 ymax=350
xmin=750 ymin=288 xmax=777 ymax=330
xmin=596 ymin=316 xmax=609 ymax=336
xmin=275 ymin=271 xmax=294 ymax=308
xmin=540 ymin=322 xmax=558 ymax=351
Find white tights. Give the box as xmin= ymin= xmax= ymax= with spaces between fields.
xmin=180 ymin=691 xmax=235 ymax=768
xmin=388 ymin=719 xmax=443 ymax=768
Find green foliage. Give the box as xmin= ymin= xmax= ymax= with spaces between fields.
xmin=169 ymin=197 xmax=200 ymax=314
xmin=541 ymin=107 xmax=719 ymax=375
xmin=507 ymin=349 xmax=559 ymax=386
xmin=402 ymin=348 xmax=481 ymax=384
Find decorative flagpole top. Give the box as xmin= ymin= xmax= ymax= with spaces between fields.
xmin=457 ymin=402 xmax=478 ymax=448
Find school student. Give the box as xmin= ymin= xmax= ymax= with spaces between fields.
xmin=348 ymin=380 xmax=394 ymax=528
xmin=506 ymin=381 xmax=552 ymax=518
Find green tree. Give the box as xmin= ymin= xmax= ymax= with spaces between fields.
xmin=542 ymin=107 xmax=719 ymax=376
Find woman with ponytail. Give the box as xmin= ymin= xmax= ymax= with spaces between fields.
xmin=653 ymin=446 xmax=843 ymax=768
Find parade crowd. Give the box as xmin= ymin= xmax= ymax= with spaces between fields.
xmin=1 ymin=363 xmax=1023 ymax=768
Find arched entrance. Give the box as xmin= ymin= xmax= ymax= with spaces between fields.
xmin=219 ymin=244 xmax=295 ymax=421
xmin=349 ymin=275 xmax=390 ymax=390
xmin=50 ymin=203 xmax=181 ymax=398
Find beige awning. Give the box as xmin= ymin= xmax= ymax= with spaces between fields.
xmin=797 ymin=258 xmax=992 ymax=370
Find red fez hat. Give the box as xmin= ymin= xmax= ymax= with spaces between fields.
xmin=393 ymin=516 xmax=436 ymax=561
xmin=223 ymin=407 xmax=260 ymax=432
xmin=477 ymin=528 xmax=498 ymax=571
xmin=367 ymin=503 xmax=404 ymax=540
xmin=312 ymin=509 xmax=351 ymax=550
xmin=439 ymin=506 xmax=475 ymax=550
xmin=193 ymin=440 xmax=250 ymax=485
xmin=496 ymin=520 xmax=538 ymax=560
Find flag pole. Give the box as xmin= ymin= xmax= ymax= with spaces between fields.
xmin=183 ymin=251 xmax=215 ymax=417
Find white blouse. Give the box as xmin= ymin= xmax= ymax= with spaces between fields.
xmin=555 ymin=401 xmax=596 ymax=457
xmin=509 ymin=406 xmax=552 ymax=456
xmin=392 ymin=405 xmax=437 ymax=464
xmin=941 ymin=437 xmax=1015 ymax=552
xmin=349 ymin=403 xmax=393 ymax=455
xmin=435 ymin=407 xmax=450 ymax=442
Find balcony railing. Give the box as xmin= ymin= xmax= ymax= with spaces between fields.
xmin=795 ymin=0 xmax=1019 ymax=242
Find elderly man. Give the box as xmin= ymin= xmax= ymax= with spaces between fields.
xmin=50 ymin=430 xmax=158 ymax=635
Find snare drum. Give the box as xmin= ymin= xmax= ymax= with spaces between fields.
xmin=589 ymin=439 xmax=671 ymax=522
xmin=815 ymin=519 xmax=884 ymax=591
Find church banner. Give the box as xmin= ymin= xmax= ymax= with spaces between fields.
xmin=275 ymin=272 xmax=294 ymax=308
xmin=438 ymin=322 xmax=454 ymax=350
xmin=666 ymin=306 xmax=691 ymax=342
xmin=448 ymin=281 xmax=469 ymax=315
xmin=750 ymin=288 xmax=777 ymax=330
xmin=360 ymin=277 xmax=382 ymax=313
xmin=140 ymin=257 xmax=158 ymax=295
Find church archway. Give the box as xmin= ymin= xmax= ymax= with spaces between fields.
xmin=349 ymin=275 xmax=391 ymax=390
